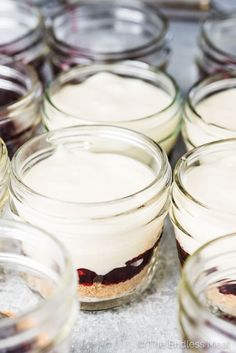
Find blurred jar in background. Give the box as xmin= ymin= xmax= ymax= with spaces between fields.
xmin=23 ymin=0 xmax=67 ymax=26
xmin=48 ymin=0 xmax=171 ymax=73
xmin=0 ymin=61 xmax=42 ymax=158
xmin=197 ymin=13 xmax=236 ymax=76
xmin=0 ymin=1 xmax=52 ymax=84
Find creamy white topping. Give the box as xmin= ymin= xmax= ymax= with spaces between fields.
xmin=197 ymin=88 xmax=236 ymax=130
xmin=51 ymin=72 xmax=171 ymax=122
xmin=16 ymin=146 xmax=167 ymax=274
xmin=174 ymin=156 xmax=236 ymax=255
xmin=185 ymin=88 xmax=236 ymax=149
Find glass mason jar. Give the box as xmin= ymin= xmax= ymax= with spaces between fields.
xmin=0 ymin=219 xmax=77 ymax=353
xmin=179 ymin=234 xmax=236 ymax=353
xmin=9 ymin=125 xmax=172 ymax=310
xmin=197 ymin=14 xmax=236 ymax=77
xmin=0 ymin=139 xmax=10 ymax=213
xmin=0 ymin=1 xmax=52 ymax=84
xmin=42 ymin=62 xmax=182 ymax=155
xmin=0 ymin=61 xmax=42 ymax=158
xmin=48 ymin=0 xmax=171 ymax=73
xmin=183 ymin=73 xmax=236 ymax=150
xmin=170 ymin=139 xmax=236 ymax=265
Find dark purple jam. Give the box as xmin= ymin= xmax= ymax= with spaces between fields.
xmin=175 ymin=240 xmax=189 ymax=266
xmin=219 ymin=283 xmax=236 ymax=296
xmin=0 ymin=89 xmax=21 ymax=107
xmin=77 ymin=237 xmax=162 ymax=286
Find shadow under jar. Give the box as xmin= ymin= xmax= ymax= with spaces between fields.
xmin=197 ymin=14 xmax=236 ymax=77
xmin=42 ymin=62 xmax=182 ymax=156
xmin=0 ymin=0 xmax=51 ymax=84
xmin=179 ymin=234 xmax=236 ymax=353
xmin=183 ymin=73 xmax=236 ymax=150
xmin=9 ymin=125 xmax=172 ymax=310
xmin=170 ymin=139 xmax=236 ymax=266
xmin=0 ymin=61 xmax=42 ymax=158
xmin=0 ymin=219 xmax=77 ymax=353
xmin=0 ymin=139 xmax=10 ymax=213
xmin=48 ymin=0 xmax=171 ymax=73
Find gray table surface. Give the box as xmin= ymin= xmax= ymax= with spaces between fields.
xmin=72 ymin=20 xmax=200 ymax=353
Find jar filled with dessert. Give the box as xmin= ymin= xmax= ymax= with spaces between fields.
xmin=183 ymin=73 xmax=236 ymax=150
xmin=0 ymin=61 xmax=42 ymax=158
xmin=42 ymin=61 xmax=182 ymax=155
xmin=0 ymin=1 xmax=52 ymax=84
xmin=170 ymin=139 xmax=236 ymax=265
xmin=48 ymin=0 xmax=171 ymax=73
xmin=197 ymin=13 xmax=236 ymax=77
xmin=0 ymin=219 xmax=77 ymax=353
xmin=179 ymin=234 xmax=236 ymax=353
xmin=9 ymin=125 xmax=172 ymax=310
xmin=0 ymin=139 xmax=9 ymax=213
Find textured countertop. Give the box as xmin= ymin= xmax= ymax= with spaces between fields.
xmin=71 ymin=20 xmax=200 ymax=353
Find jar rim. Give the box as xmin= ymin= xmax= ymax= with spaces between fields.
xmin=0 ymin=1 xmax=44 ymax=51
xmin=0 ymin=219 xmax=75 ymax=331
xmin=0 ymin=61 xmax=41 ymax=123
xmin=201 ymin=14 xmax=236 ymax=62
xmin=185 ymin=72 xmax=236 ymax=134
xmin=44 ymin=61 xmax=181 ymax=125
xmin=50 ymin=0 xmax=169 ymax=59
xmin=173 ymin=138 xmax=236 ymax=216
xmin=181 ymin=232 xmax=236 ymax=331
xmin=11 ymin=124 xmax=171 ymax=208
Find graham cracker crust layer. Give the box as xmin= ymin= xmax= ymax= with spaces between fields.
xmin=78 ymin=264 xmax=149 ymax=299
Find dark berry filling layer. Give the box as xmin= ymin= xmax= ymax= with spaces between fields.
xmin=0 ymin=89 xmax=21 ymax=107
xmin=77 ymin=236 xmax=162 ymax=286
xmin=219 ymin=283 xmax=236 ymax=296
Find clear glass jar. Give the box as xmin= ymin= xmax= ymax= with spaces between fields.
xmin=42 ymin=62 xmax=182 ymax=155
xmin=23 ymin=0 xmax=67 ymax=26
xmin=197 ymin=14 xmax=236 ymax=77
xmin=183 ymin=73 xmax=236 ymax=150
xmin=0 ymin=1 xmax=52 ymax=84
xmin=0 ymin=61 xmax=42 ymax=158
xmin=48 ymin=0 xmax=171 ymax=73
xmin=0 ymin=139 xmax=10 ymax=213
xmin=170 ymin=139 xmax=236 ymax=265
xmin=9 ymin=125 xmax=172 ymax=310
xmin=0 ymin=219 xmax=77 ymax=353
xmin=179 ymin=234 xmax=236 ymax=352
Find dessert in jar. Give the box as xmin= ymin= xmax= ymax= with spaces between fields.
xmin=170 ymin=139 xmax=236 ymax=265
xmin=42 ymin=62 xmax=182 ymax=155
xmin=183 ymin=73 xmax=236 ymax=150
xmin=0 ymin=61 xmax=42 ymax=158
xmin=0 ymin=139 xmax=10 ymax=213
xmin=197 ymin=14 xmax=236 ymax=77
xmin=9 ymin=125 xmax=172 ymax=310
xmin=48 ymin=0 xmax=171 ymax=73
xmin=0 ymin=1 xmax=51 ymax=84
xmin=0 ymin=219 xmax=77 ymax=353
xmin=179 ymin=234 xmax=236 ymax=353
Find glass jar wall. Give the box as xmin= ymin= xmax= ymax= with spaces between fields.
xmin=48 ymin=0 xmax=171 ymax=73
xmin=0 ymin=139 xmax=9 ymax=214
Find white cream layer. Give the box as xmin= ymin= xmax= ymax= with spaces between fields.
xmin=174 ymin=156 xmax=236 ymax=255
xmin=16 ymin=147 xmax=167 ymax=274
xmin=51 ymin=72 xmax=172 ymax=122
xmin=45 ymin=73 xmax=179 ymax=154
xmin=185 ymin=88 xmax=236 ymax=149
